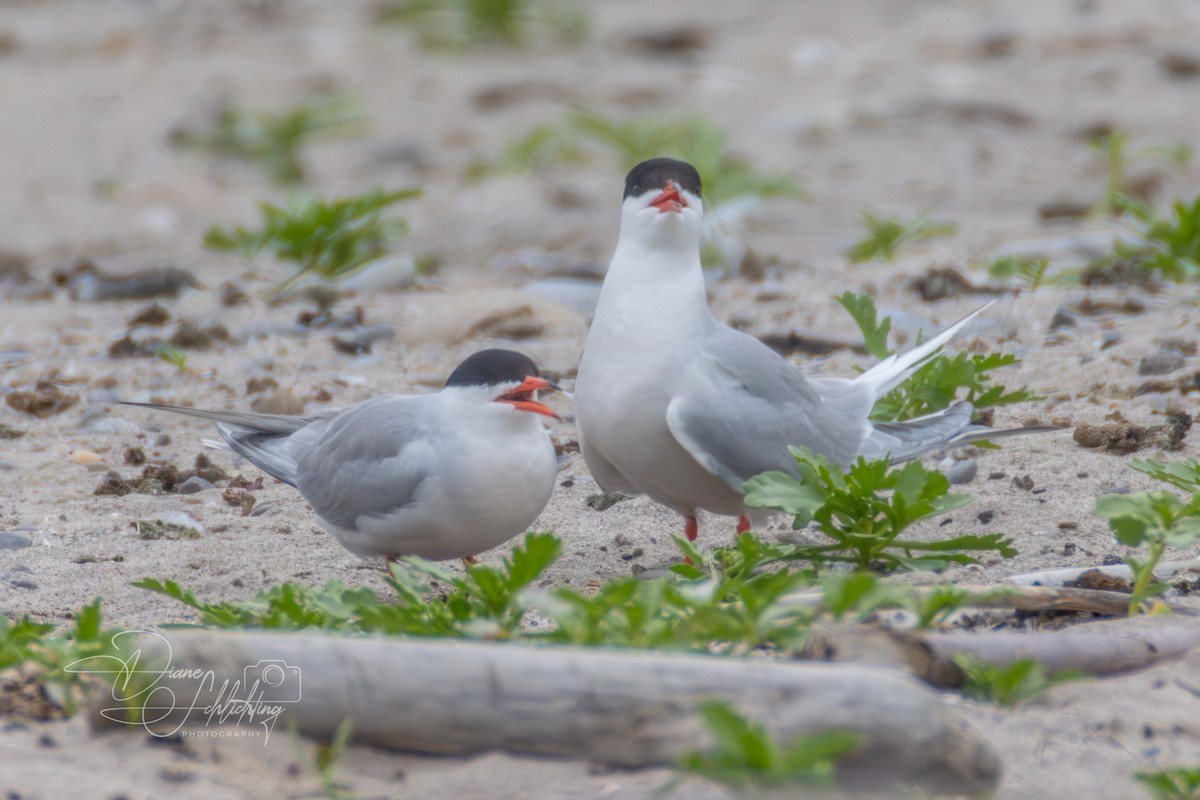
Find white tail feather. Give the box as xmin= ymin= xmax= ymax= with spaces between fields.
xmin=853 ymin=301 xmax=997 ymax=400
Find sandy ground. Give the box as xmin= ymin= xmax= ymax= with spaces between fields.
xmin=2 ymin=1 xmax=1200 ymax=797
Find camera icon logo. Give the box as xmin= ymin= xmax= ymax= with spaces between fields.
xmin=243 ymin=660 xmax=302 ymax=702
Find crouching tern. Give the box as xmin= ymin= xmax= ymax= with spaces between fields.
xmin=122 ymin=349 xmax=561 ymax=562
xmin=574 ymin=157 xmax=1044 ymax=544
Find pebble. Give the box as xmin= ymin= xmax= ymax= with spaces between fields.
xmin=0 ymin=531 xmax=32 ymax=550
xmin=63 ymin=260 xmax=200 ymax=301
xmin=943 ymin=457 xmax=978 ymax=485
xmin=176 ymin=476 xmax=215 ymax=494
xmin=332 ymin=323 xmax=397 ymax=355
xmin=69 ymin=450 xmax=104 ymax=466
xmin=249 ymin=501 xmax=281 ymax=517
xmin=335 ymin=255 xmax=418 ymax=291
xmin=1048 ymin=307 xmax=1077 ymax=331
xmin=73 ymin=411 xmax=143 ymax=436
xmin=3 ymin=564 xmax=37 ymax=590
xmin=1138 ymin=349 xmax=1185 ymax=376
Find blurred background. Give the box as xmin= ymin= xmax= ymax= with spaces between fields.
xmin=2 ymin=0 xmax=1197 ymax=296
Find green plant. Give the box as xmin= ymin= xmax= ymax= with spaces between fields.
xmin=136 ymin=533 xmax=821 ymax=655
xmin=1136 ymin=766 xmax=1200 ymax=800
xmin=846 ymin=211 xmax=957 ymax=263
xmin=134 ymin=576 xmax=380 ymax=630
xmin=0 ymin=600 xmax=125 ymax=716
xmin=836 ymin=291 xmax=1036 ymax=422
xmin=377 ymin=0 xmax=587 ymax=49
xmin=1095 ymin=460 xmax=1200 ymax=615
xmin=1094 ymin=492 xmax=1200 ymax=616
xmin=1130 ymin=458 xmax=1200 ymax=492
xmin=837 ymin=290 xmax=891 ymax=359
xmin=1089 ymin=131 xmax=1193 ymax=216
xmin=136 ymin=534 xmax=560 ymax=638
xmin=204 ymin=187 xmax=421 ymax=293
xmin=955 ymin=655 xmax=1082 ymax=706
xmin=536 ymin=534 xmax=816 ymax=654
xmin=175 ymin=94 xmax=363 ymax=184
xmin=479 ymin=110 xmax=802 ymax=207
xmin=744 ymin=448 xmax=1016 ymax=572
xmin=677 ymin=701 xmax=858 ymax=790
xmin=154 ymin=343 xmax=189 ymax=372
xmin=1106 ymin=194 xmax=1200 ymax=282
xmin=986 ymin=255 xmax=1050 ymax=290
xmin=315 ymin=719 xmax=356 ymax=800
xmin=874 ymin=351 xmax=1036 ymax=422
xmin=368 ymin=532 xmax=562 ymax=638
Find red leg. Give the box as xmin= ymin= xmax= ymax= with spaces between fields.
xmin=736 ymin=514 xmax=751 ymax=535
xmin=684 ymin=515 xmax=698 ymax=542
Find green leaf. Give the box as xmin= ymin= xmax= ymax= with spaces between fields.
xmin=743 ymin=471 xmax=826 ymax=519
xmin=836 ymin=291 xmax=891 ymax=359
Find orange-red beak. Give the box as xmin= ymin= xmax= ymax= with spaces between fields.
xmin=496 ymin=376 xmax=562 ymax=420
xmin=649 ymin=182 xmax=687 ymax=213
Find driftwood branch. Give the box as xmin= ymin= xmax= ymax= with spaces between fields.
xmin=91 ymin=631 xmax=1000 ymax=796
xmin=781 ymin=583 xmax=1151 ymax=617
xmin=804 ymin=616 xmax=1200 ymax=687
xmin=1005 ymin=559 xmax=1200 ymax=589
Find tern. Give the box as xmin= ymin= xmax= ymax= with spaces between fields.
xmin=122 ymin=349 xmax=561 ymax=562
xmin=575 ymin=157 xmax=1041 ymax=544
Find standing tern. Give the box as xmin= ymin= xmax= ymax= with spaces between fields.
xmin=122 ymin=349 xmax=561 ymax=562
xmin=575 ymin=157 xmax=1041 ymax=544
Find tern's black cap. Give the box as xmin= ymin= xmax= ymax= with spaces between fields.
xmin=623 ymin=158 xmax=702 ymax=200
xmin=444 ymin=349 xmax=539 ymax=388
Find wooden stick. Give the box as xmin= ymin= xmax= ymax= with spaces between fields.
xmin=1004 ymin=559 xmax=1200 ymax=588
xmin=803 ymin=616 xmax=1200 ymax=686
xmin=781 ymin=583 xmax=1178 ymax=618
xmin=92 ymin=631 xmax=1001 ymax=796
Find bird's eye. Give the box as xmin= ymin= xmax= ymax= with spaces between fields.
xmin=631 ymin=183 xmax=641 ymax=195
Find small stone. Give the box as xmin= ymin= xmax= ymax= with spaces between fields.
xmin=123 ymin=447 xmax=145 ymax=465
xmin=128 ymin=304 xmax=171 ymax=327
xmin=1138 ymin=349 xmax=1185 ymax=376
xmin=176 ymin=476 xmax=215 ymax=494
xmin=250 ymin=388 xmax=304 ymax=416
xmin=6 ymin=382 xmax=79 ymax=418
xmin=977 ymin=510 xmax=995 ymax=524
xmin=1161 ymin=51 xmax=1200 ymax=79
xmin=332 ymin=323 xmax=397 ymax=355
xmin=246 ymin=376 xmax=279 ymax=395
xmin=586 ymin=492 xmax=630 ymax=512
xmin=0 ymin=531 xmax=32 ymax=550
xmin=3 ymin=564 xmax=37 ymax=590
xmin=220 ymin=281 xmax=249 ymax=307
xmin=1048 ymin=307 xmax=1077 ymax=331
xmin=0 ymin=423 xmax=26 ymax=439
xmin=249 ymin=501 xmax=279 ymax=517
xmin=69 ymin=450 xmax=104 ymax=466
xmin=131 ymin=519 xmax=201 ymax=540
xmin=945 ymin=457 xmax=977 ymax=485
xmin=93 ymin=471 xmax=132 ymax=496
xmin=1011 ymin=474 xmax=1034 ymax=491
xmin=135 ymin=478 xmax=167 ymax=495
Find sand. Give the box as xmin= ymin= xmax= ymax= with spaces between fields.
xmin=2 ymin=1 xmax=1200 ymax=797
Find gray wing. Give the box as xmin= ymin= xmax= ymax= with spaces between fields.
xmin=665 ymin=326 xmax=874 ymax=491
xmin=293 ymin=395 xmax=437 ymax=530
